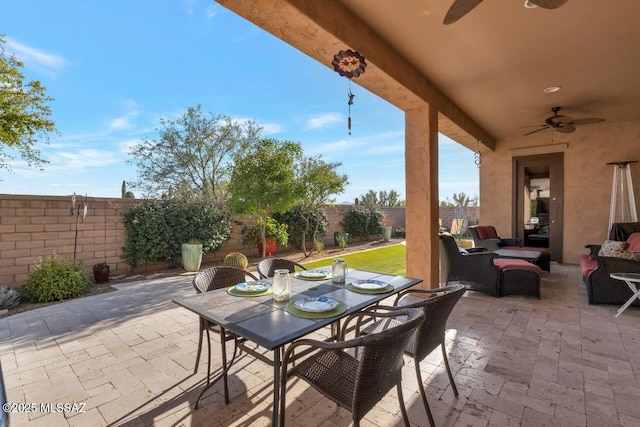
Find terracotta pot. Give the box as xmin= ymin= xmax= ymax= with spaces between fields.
xmin=93 ymin=265 xmax=110 ymax=284
xmin=257 ymin=238 xmax=277 ymax=257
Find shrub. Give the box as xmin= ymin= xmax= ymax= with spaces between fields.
xmin=121 ymin=199 xmax=232 ymax=271
xmin=274 ymin=205 xmax=328 ymax=249
xmin=242 ymin=217 xmax=289 ymax=246
xmin=340 ymin=207 xmax=384 ymax=240
xmin=22 ymin=252 xmax=90 ymax=302
xmin=395 ymin=226 xmax=406 ymax=238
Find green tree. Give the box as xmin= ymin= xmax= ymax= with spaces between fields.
xmin=0 ymin=35 xmax=57 ymax=173
xmin=128 ymin=105 xmax=261 ymax=204
xmin=295 ymin=156 xmax=348 ymax=256
xmin=227 ymin=138 xmax=302 ymax=258
xmin=358 ymin=189 xmax=404 ymax=206
xmin=440 ymin=192 xmax=478 ymax=208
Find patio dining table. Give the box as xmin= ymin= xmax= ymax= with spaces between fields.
xmin=172 ymin=268 xmax=422 ymax=426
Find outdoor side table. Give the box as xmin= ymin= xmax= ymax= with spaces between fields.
xmin=609 ymin=272 xmax=640 ymax=317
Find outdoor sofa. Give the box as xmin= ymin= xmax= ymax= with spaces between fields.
xmin=579 ymin=223 xmax=640 ymax=305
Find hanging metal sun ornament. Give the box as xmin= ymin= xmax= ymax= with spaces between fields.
xmin=474 ymin=141 xmax=482 ymax=167
xmin=332 ymin=49 xmax=367 ymax=135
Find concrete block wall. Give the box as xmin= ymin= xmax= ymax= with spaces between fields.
xmin=439 ymin=206 xmax=480 ymax=231
xmin=0 ymin=194 xmax=410 ymax=288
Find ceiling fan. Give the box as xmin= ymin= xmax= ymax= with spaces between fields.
xmin=444 ymin=0 xmax=569 ymax=25
xmin=523 ymin=106 xmax=605 ymax=136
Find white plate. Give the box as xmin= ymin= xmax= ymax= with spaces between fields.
xmin=234 ymin=281 xmax=271 ymax=293
xmin=351 ymin=280 xmax=388 ymax=290
xmin=293 ymin=296 xmax=340 ymax=312
xmin=298 ymin=269 xmax=330 ymax=279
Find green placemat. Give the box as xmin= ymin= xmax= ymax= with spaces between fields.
xmin=286 ymin=301 xmax=347 ymax=319
xmin=294 ymin=271 xmax=332 ymax=281
xmin=227 ymin=287 xmax=273 ymax=297
xmin=346 ymin=283 xmax=394 ymax=294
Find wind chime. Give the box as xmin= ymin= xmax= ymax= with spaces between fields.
xmin=332 ymin=49 xmax=367 ymax=135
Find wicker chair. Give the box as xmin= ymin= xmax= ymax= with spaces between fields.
xmin=279 ymin=306 xmax=425 ymax=427
xmin=440 ymin=233 xmax=502 ymax=297
xmin=360 ymin=284 xmax=465 ymax=426
xmin=257 ymin=257 xmax=307 ymax=279
xmin=192 ymin=266 xmax=259 ymax=376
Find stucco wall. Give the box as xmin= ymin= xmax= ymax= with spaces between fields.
xmin=480 ymin=120 xmax=640 ymax=264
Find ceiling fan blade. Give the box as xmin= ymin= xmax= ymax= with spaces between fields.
xmin=528 ymin=0 xmax=569 ymax=9
xmin=556 ymin=124 xmax=576 ymax=133
xmin=523 ymin=126 xmax=550 ymax=136
xmin=443 ymin=0 xmax=484 ymax=25
xmin=573 ymin=117 xmax=606 ymax=126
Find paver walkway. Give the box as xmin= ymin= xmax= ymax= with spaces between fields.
xmin=1 ymin=264 xmax=639 ymax=426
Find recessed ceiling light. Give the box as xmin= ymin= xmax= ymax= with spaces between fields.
xmin=544 ymin=86 xmax=561 ymax=93
xmin=524 ymin=0 xmax=537 ymax=8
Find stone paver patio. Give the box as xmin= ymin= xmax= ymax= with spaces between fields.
xmin=1 ymin=263 xmax=640 ymax=426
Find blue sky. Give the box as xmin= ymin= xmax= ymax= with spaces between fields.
xmin=1 ymin=0 xmax=478 ymax=203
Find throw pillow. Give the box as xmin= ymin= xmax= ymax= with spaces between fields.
xmin=610 ymin=250 xmax=640 ymax=262
xmin=598 ymin=240 xmax=627 ymax=257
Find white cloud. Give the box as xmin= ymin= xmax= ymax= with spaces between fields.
xmin=260 ymin=123 xmax=284 ymax=135
xmin=48 ymin=149 xmax=120 ymax=171
xmin=109 ymin=117 xmax=131 ymax=130
xmin=205 ymin=5 xmax=220 ymax=19
xmin=5 ymin=38 xmax=67 ymax=79
xmin=305 ymin=113 xmax=343 ymax=130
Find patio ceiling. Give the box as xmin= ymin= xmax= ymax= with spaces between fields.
xmin=340 ymin=0 xmax=640 ymax=141
xmin=216 ymin=0 xmax=640 ymax=151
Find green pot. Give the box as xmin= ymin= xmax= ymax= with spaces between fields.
xmin=182 ymin=243 xmax=203 ymax=272
xmin=381 ymin=226 xmax=392 ymax=242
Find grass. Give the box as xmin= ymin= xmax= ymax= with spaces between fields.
xmin=302 ymin=243 xmax=406 ymax=276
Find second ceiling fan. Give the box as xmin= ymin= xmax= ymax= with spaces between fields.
xmin=444 ymin=0 xmax=569 ymax=25
xmin=523 ymin=106 xmax=605 ymax=136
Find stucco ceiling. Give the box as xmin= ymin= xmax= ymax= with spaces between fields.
xmin=340 ymin=0 xmax=640 ymax=141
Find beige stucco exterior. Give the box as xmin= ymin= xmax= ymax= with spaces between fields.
xmin=481 ymin=120 xmax=640 ymax=264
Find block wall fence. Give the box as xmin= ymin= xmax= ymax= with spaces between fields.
xmin=0 ymin=194 xmax=474 ymax=288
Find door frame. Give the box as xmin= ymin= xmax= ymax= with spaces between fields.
xmin=512 ymin=153 xmax=564 ymax=263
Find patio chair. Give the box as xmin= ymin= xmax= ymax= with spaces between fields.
xmin=468 ymin=225 xmax=519 ymax=251
xmin=440 ymin=233 xmax=502 ymax=297
xmin=256 ymin=257 xmax=307 ymax=279
xmin=192 ymin=266 xmax=259 ymax=375
xmin=359 ymin=284 xmax=465 ymax=426
xmin=279 ymin=306 xmax=425 ymax=427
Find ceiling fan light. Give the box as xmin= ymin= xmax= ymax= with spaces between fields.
xmin=544 ymin=86 xmax=561 ymax=93
xmin=524 ymin=0 xmax=538 ymax=9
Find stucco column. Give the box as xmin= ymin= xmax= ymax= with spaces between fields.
xmin=405 ymin=104 xmax=439 ymax=289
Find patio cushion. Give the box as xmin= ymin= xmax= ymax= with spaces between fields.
xmin=493 ymin=258 xmax=542 ymax=273
xmin=626 ymin=232 xmax=640 ymax=252
xmin=611 ymin=250 xmax=640 ymax=262
xmin=475 ymin=226 xmax=498 ymax=240
xmin=598 ymin=240 xmax=626 ymax=257
xmin=579 ymin=254 xmax=597 ymax=277
xmin=502 ymin=246 xmax=550 ymax=256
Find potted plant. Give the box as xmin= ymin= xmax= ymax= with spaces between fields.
xmin=92 ymin=262 xmax=110 ymax=284
xmin=333 ymin=231 xmax=349 ymax=247
xmin=243 ymin=218 xmax=288 ymax=257
xmin=181 ymin=239 xmax=203 ymax=272
xmin=380 ymin=218 xmax=393 ymax=242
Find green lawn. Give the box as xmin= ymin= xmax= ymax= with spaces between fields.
xmin=302 ymin=244 xmax=406 ymax=276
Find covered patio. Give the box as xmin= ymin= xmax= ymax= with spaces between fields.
xmin=212 ymin=0 xmax=640 ymax=286
xmin=1 ymin=264 xmax=640 ymax=426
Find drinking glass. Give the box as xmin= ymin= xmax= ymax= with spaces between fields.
xmin=332 ymin=258 xmax=347 ymax=284
xmin=272 ymin=269 xmax=291 ymax=301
